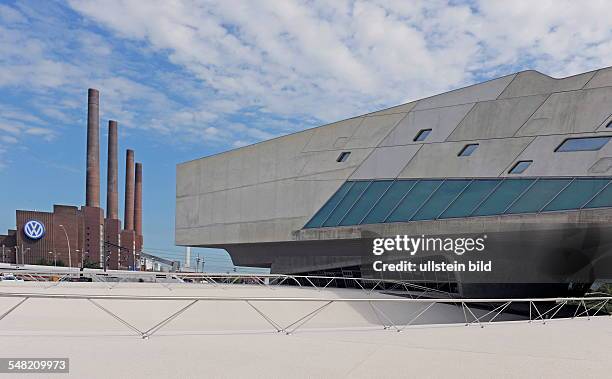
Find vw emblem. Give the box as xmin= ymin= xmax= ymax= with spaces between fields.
xmin=24 ymin=220 xmax=45 ymax=240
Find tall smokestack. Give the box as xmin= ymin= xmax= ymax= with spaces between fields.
xmin=124 ymin=149 xmax=135 ymax=230
xmin=106 ymin=120 xmax=119 ymax=219
xmin=134 ymin=162 xmax=142 ymax=235
xmin=86 ymin=88 xmax=100 ymax=207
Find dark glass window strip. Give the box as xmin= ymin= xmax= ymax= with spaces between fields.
xmin=304 ymin=177 xmax=612 ymax=228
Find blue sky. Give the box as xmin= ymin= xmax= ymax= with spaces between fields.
xmin=1 ymin=0 xmax=611 ymax=270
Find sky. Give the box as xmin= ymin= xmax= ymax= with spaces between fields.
xmin=1 ymin=0 xmax=611 ymax=271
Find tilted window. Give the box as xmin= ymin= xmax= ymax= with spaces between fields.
xmin=508 ymin=160 xmax=533 ymax=174
xmin=458 ymin=143 xmax=479 ymax=156
xmin=555 ymin=137 xmax=611 ymax=152
xmin=336 ymin=151 xmax=351 ymax=162
xmin=413 ymin=129 xmax=432 ymax=142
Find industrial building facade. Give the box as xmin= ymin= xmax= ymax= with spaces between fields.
xmin=176 ymin=68 xmax=612 ymax=297
xmin=1 ymin=89 xmax=143 ymax=269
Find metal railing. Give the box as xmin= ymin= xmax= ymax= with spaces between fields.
xmin=0 ymin=291 xmax=609 ymax=339
xmin=4 ymin=269 xmax=455 ymax=298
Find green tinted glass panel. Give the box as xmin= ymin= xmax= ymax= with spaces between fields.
xmin=439 ymin=179 xmax=499 ymax=219
xmin=584 ymin=181 xmax=612 ymax=209
xmin=304 ymin=182 xmax=354 ymax=228
xmin=543 ymin=179 xmax=610 ymax=211
xmin=387 ymin=180 xmax=442 ymax=222
xmin=322 ymin=181 xmax=370 ymax=227
xmin=506 ymin=179 xmax=571 ymax=214
xmin=411 ymin=180 xmax=471 ymax=220
xmin=361 ymin=180 xmax=417 ymax=224
xmin=472 ymin=179 xmax=533 ymax=216
xmin=308 ymin=177 xmax=612 ymax=228
xmin=339 ymin=181 xmax=393 ymax=226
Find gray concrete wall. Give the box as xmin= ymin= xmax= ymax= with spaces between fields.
xmin=382 ymin=103 xmax=474 ymax=146
xmin=350 ymin=145 xmax=421 ymax=180
xmin=176 ymin=109 xmax=407 ymax=245
xmin=177 ymin=66 xmax=612 ymax=247
xmin=498 ymin=70 xmax=595 ymax=98
xmin=412 ymin=74 xmax=515 ymax=111
xmin=447 ymin=95 xmax=547 ymax=141
xmin=516 ymin=86 xmax=612 ymax=136
xmin=501 ymin=131 xmax=612 ymax=177
xmin=584 ymin=67 xmax=612 ymax=89
xmin=398 ymin=137 xmax=534 ymax=178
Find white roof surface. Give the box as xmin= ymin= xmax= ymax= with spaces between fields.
xmin=0 ymin=282 xmax=610 ymax=378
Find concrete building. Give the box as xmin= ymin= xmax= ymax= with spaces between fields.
xmin=0 ymin=230 xmax=17 ymax=263
xmin=176 ymin=67 xmax=612 ymax=297
xmin=0 ymin=89 xmax=144 ymax=269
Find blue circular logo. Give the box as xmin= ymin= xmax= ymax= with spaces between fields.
xmin=24 ymin=220 xmax=45 ymax=240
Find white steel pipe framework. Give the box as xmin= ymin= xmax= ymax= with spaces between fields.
xmin=0 ymin=291 xmax=609 ymax=339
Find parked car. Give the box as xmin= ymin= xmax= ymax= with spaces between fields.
xmin=0 ymin=273 xmax=24 ymax=282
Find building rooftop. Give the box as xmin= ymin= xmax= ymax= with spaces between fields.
xmin=0 ymin=282 xmax=610 ymax=378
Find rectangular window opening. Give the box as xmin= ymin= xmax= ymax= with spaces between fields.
xmin=555 ymin=136 xmax=611 ymax=152
xmin=458 ymin=143 xmax=479 ymax=157
xmin=336 ymin=151 xmax=351 ymax=162
xmin=413 ymin=128 xmax=432 ymax=142
xmin=508 ymin=160 xmax=533 ymax=174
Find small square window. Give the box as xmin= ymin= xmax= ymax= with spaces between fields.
xmin=458 ymin=143 xmax=479 ymax=157
xmin=336 ymin=151 xmax=351 ymax=162
xmin=508 ymin=160 xmax=533 ymax=174
xmin=413 ymin=129 xmax=432 ymax=142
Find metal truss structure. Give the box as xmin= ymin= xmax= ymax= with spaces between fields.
xmin=0 ymin=290 xmax=609 ymax=339
xmin=5 ymin=269 xmax=454 ymax=298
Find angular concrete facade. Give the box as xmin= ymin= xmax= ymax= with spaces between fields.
xmin=176 ymin=68 xmax=612 ymax=297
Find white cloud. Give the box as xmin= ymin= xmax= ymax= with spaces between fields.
xmin=24 ymin=127 xmax=56 ymax=140
xmin=67 ymin=1 xmax=612 ymax=120
xmin=0 ymin=135 xmax=18 ymax=144
xmin=0 ymin=4 xmax=26 ymax=23
xmin=77 ymin=31 xmax=113 ymax=57
xmin=1 ymin=0 xmax=611 ymax=155
xmin=228 ymin=123 xmax=277 ymax=141
xmin=0 ymin=122 xmax=22 ymax=134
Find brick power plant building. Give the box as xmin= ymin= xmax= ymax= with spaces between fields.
xmin=0 ymin=89 xmax=143 ymax=270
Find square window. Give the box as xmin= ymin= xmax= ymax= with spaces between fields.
xmin=508 ymin=160 xmax=533 ymax=174
xmin=413 ymin=129 xmax=432 ymax=142
xmin=458 ymin=143 xmax=479 ymax=157
xmin=336 ymin=151 xmax=351 ymax=162
xmin=555 ymin=136 xmax=611 ymax=152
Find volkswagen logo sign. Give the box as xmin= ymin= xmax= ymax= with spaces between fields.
xmin=23 ymin=220 xmax=45 ymax=240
